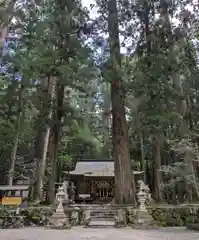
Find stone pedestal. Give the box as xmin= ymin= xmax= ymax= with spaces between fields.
xmin=49 ymin=203 xmax=71 ymax=229
xmin=135 ymin=209 xmax=155 ymax=229
xmin=126 ymin=207 xmax=136 ymax=225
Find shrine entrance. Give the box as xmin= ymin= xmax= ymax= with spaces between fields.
xmin=91 ymin=180 xmax=113 ymax=203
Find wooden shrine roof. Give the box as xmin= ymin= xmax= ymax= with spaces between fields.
xmin=69 ymin=160 xmax=113 ymax=175
xmin=67 ymin=159 xmax=143 ymax=177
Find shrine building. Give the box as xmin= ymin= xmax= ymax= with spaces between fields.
xmin=66 ymin=159 xmax=143 ymax=204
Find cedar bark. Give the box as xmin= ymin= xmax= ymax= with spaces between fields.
xmin=102 ymin=83 xmax=111 ymax=158
xmin=33 ymin=76 xmax=56 ymax=201
xmin=159 ymin=3 xmax=198 ymax=201
xmin=159 ymin=3 xmax=187 ymax=135
xmin=107 ymin=0 xmax=136 ymax=204
xmin=8 ymin=84 xmax=24 ymax=185
xmin=46 ymin=82 xmax=64 ymax=204
xmin=140 ymin=133 xmax=146 ymax=183
xmin=152 ymin=135 xmax=163 ymax=202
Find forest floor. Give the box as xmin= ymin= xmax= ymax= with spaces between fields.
xmin=0 ymin=227 xmax=199 ymax=240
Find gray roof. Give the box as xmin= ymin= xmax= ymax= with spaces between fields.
xmin=70 ymin=161 xmax=114 ymax=175
xmin=69 ymin=160 xmax=143 ymax=176
xmin=0 ymin=185 xmax=29 ymax=190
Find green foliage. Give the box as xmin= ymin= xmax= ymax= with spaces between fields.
xmin=0 ymin=206 xmax=53 ymax=228
xmin=149 ymin=205 xmax=199 ymax=226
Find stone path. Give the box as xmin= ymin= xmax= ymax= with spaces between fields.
xmin=0 ymin=227 xmax=199 ymax=240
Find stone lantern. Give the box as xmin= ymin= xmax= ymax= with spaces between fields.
xmin=135 ymin=180 xmax=154 ymax=229
xmin=49 ymin=186 xmax=71 ymax=229
xmin=137 ymin=188 xmax=147 ymax=211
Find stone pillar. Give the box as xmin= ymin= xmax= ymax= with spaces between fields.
xmin=114 ymin=209 xmax=126 ymax=228
xmin=83 ymin=207 xmax=91 ymax=227
xmin=71 ymin=207 xmax=80 ymax=226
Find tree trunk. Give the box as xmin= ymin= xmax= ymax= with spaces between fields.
xmin=46 ymin=81 xmax=64 ymax=204
xmin=29 ymin=79 xmax=49 ymax=200
xmin=33 ymin=76 xmax=56 ymax=202
xmin=152 ymin=135 xmax=163 ymax=202
xmin=159 ymin=3 xmax=188 ymax=136
xmin=184 ymin=150 xmax=199 ymax=202
xmin=107 ymin=0 xmax=136 ymax=204
xmin=8 ymin=84 xmax=24 ymax=185
xmin=173 ymin=74 xmax=188 ymax=136
xmin=102 ymin=83 xmax=111 ymax=158
xmin=143 ymin=1 xmax=151 ymax=53
xmin=140 ymin=133 xmax=146 ymax=183
xmin=0 ymin=28 xmax=8 ymax=57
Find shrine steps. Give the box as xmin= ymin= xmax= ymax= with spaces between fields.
xmin=87 ymin=220 xmax=115 ymax=228
xmin=88 ymin=208 xmax=116 ymax=228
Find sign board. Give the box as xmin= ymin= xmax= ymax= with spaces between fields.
xmin=1 ymin=197 xmax=22 ymax=206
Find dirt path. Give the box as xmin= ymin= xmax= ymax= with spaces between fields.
xmin=0 ymin=227 xmax=199 ymax=240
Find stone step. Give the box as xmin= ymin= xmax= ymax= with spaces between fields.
xmin=89 ymin=217 xmax=115 ymax=221
xmin=88 ymin=220 xmax=115 ymax=228
xmin=90 ymin=212 xmax=115 ymax=217
xmin=87 ymin=209 xmax=116 ymax=228
xmin=90 ymin=210 xmax=115 ymax=212
xmin=90 ymin=209 xmax=116 ymax=212
xmin=90 ymin=213 xmax=115 ymax=215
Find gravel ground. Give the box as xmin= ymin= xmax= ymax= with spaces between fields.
xmin=0 ymin=227 xmax=199 ymax=240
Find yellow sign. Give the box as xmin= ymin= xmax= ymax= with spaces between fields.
xmin=1 ymin=197 xmax=22 ymax=206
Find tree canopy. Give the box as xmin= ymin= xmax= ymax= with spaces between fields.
xmin=0 ymin=0 xmax=199 ymax=204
